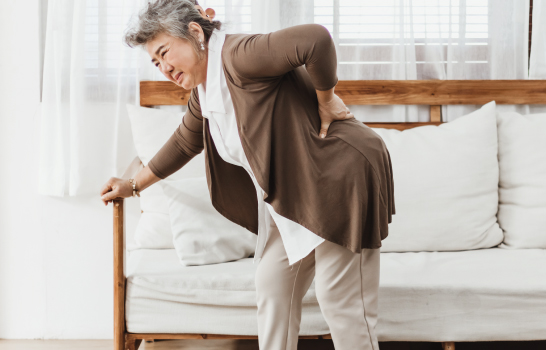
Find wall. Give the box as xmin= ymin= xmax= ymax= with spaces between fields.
xmin=0 ymin=0 xmax=141 ymax=339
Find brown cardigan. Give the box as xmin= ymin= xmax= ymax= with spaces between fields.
xmin=148 ymin=23 xmax=395 ymax=252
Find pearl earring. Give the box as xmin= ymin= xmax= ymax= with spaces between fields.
xmin=200 ymin=41 xmax=204 ymax=50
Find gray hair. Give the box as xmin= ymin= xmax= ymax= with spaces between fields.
xmin=123 ymin=0 xmax=223 ymax=61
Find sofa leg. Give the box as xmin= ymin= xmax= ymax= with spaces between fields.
xmin=125 ymin=338 xmax=142 ymax=350
xmin=442 ymin=342 xmax=455 ymax=350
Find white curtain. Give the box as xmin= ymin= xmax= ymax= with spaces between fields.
xmin=40 ymin=0 xmax=140 ymax=196
xmin=530 ymin=1 xmax=546 ymax=80
xmin=39 ymin=0 xmax=544 ymax=197
xmin=528 ymin=0 xmax=546 ymax=114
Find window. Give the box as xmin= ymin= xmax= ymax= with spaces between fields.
xmin=314 ymin=0 xmax=489 ymax=78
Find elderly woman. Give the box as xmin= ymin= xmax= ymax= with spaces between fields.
xmin=100 ymin=0 xmax=395 ymax=349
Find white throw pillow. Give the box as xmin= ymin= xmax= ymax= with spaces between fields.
xmin=497 ymin=111 xmax=546 ymax=249
xmin=371 ymin=101 xmax=503 ymax=252
xmin=133 ymin=212 xmax=172 ymax=249
xmin=133 ymin=184 xmax=172 ymax=249
xmin=126 ymin=104 xmax=205 ymax=179
xmin=160 ymin=177 xmax=257 ymax=266
xmin=126 ymin=104 xmax=206 ymax=249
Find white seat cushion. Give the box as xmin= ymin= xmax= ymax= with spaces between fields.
xmin=125 ymin=247 xmax=546 ymax=341
xmin=497 ymin=111 xmax=546 ymax=249
xmin=371 ymin=101 xmax=503 ymax=252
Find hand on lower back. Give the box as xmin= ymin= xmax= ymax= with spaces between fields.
xmin=317 ymin=93 xmax=355 ymax=138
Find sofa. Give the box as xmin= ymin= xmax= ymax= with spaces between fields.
xmin=112 ymin=80 xmax=546 ymax=350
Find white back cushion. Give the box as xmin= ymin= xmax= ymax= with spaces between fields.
xmin=160 ymin=177 xmax=257 ymax=266
xmin=126 ymin=104 xmax=205 ymax=249
xmin=134 ymin=184 xmax=172 ymax=249
xmin=497 ymin=111 xmax=546 ymax=249
xmin=126 ymin=104 xmax=205 ymax=178
xmin=371 ymin=101 xmax=503 ymax=252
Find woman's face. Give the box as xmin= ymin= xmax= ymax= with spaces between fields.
xmin=146 ymin=22 xmax=207 ymax=90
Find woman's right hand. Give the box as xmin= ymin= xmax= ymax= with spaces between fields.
xmin=100 ymin=177 xmax=133 ymax=206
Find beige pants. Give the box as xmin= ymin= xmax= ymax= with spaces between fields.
xmin=255 ymin=218 xmax=381 ymax=350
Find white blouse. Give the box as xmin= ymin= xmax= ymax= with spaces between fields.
xmin=197 ymin=28 xmax=324 ymax=266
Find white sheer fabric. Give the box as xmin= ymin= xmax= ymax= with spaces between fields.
xmin=530 ymin=0 xmax=546 ymax=80
xmin=39 ymin=0 xmax=544 ymax=196
xmin=528 ymin=0 xmax=546 ymax=114
xmin=40 ymin=0 xmax=146 ymax=196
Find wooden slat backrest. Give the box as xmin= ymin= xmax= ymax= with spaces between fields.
xmin=330 ymin=80 xmax=546 ymax=105
xmin=140 ymin=80 xmax=546 ymax=130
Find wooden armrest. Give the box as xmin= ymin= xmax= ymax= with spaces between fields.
xmin=113 ymin=199 xmax=126 ymax=350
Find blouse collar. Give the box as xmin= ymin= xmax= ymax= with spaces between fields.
xmin=197 ymin=27 xmax=226 ymax=117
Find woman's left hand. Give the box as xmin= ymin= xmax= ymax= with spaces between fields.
xmin=317 ymin=93 xmax=355 ymax=138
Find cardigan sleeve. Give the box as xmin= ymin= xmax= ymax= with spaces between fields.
xmin=147 ymin=87 xmax=204 ymax=179
xmin=230 ymin=23 xmax=339 ymax=91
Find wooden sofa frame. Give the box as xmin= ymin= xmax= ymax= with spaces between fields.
xmin=114 ymin=79 xmax=546 ymax=350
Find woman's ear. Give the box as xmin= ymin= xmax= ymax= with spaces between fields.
xmin=187 ymin=21 xmax=205 ymax=42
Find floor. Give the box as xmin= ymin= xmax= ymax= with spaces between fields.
xmin=0 ymin=340 xmax=545 ymax=350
